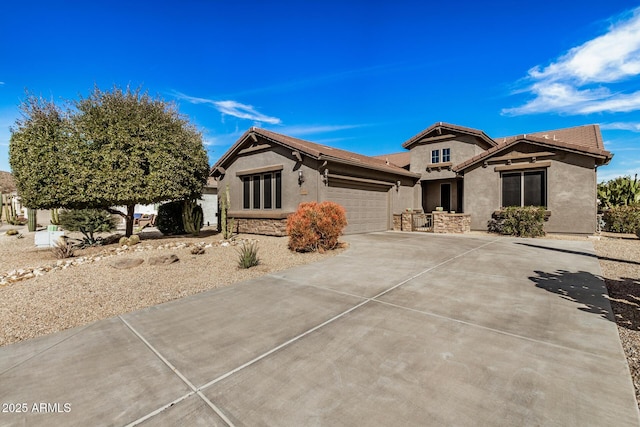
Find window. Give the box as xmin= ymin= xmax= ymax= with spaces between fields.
xmin=242 ymin=172 xmax=282 ymax=209
xmin=501 ymin=170 xmax=546 ymax=207
xmin=431 ymin=149 xmax=440 ymax=164
xmin=442 ymin=148 xmax=451 ymax=162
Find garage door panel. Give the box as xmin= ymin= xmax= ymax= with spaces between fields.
xmin=327 ymin=184 xmax=389 ymax=234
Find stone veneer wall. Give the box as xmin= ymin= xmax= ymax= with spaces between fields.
xmin=234 ymin=218 xmax=289 ymax=236
xmin=393 ymin=214 xmax=402 ymax=231
xmin=432 ymin=212 xmax=471 ymax=234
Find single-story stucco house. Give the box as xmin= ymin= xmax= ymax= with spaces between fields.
xmin=210 ymin=122 xmax=612 ymax=235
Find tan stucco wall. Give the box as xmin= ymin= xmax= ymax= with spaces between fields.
xmin=410 ymin=135 xmax=488 ymax=181
xmin=421 ymin=179 xmax=461 ymax=212
xmin=217 ymin=144 xmax=320 ymax=215
xmin=462 ymin=146 xmax=598 ymax=234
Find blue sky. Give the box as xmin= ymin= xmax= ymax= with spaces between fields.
xmin=1 ymin=1 xmax=639 ymax=182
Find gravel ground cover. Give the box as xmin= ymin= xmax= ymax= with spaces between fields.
xmin=0 ymin=226 xmax=343 ymax=347
xmin=2 ymin=226 xmax=640 ymax=408
xmin=594 ymin=234 xmax=640 ymax=408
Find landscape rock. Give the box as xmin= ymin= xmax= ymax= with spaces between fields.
xmin=149 ymin=254 xmax=180 ymax=265
xmin=109 ymin=258 xmax=144 ymax=269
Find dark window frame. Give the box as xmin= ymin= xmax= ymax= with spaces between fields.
xmin=501 ymin=170 xmax=547 ymax=208
xmin=241 ymin=172 xmax=282 ymax=210
xmin=442 ymin=148 xmax=451 ymax=163
xmin=431 ymin=149 xmax=440 ymax=164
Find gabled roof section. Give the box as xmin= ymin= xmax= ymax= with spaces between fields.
xmin=402 ymin=122 xmax=496 ymax=149
xmin=373 ymin=152 xmax=411 ymax=169
xmin=454 ymin=129 xmax=613 ymax=172
xmin=495 ymin=124 xmax=605 ymax=151
xmin=211 ymin=127 xmax=420 ymax=178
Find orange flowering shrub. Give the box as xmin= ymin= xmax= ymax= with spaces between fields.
xmin=287 ymin=201 xmax=347 ymax=252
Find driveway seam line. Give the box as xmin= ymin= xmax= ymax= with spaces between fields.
xmin=372 ymin=299 xmax=620 ymax=362
xmin=0 ymin=324 xmax=92 ymax=377
xmin=196 ymin=238 xmax=500 ymax=393
xmin=119 ymin=316 xmax=235 ymax=427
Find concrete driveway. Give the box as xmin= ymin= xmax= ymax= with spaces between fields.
xmin=1 ymin=232 xmax=638 ymax=426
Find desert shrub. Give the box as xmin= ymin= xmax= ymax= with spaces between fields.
xmin=489 ymin=206 xmax=546 ymax=238
xmin=287 ymin=201 xmax=348 ymax=252
xmin=157 ymin=201 xmax=186 ymax=235
xmin=59 ymin=209 xmax=117 ymax=246
xmin=603 ymin=206 xmax=640 ymax=233
xmin=237 ymin=241 xmax=260 ymax=268
xmin=119 ymin=234 xmax=141 ymax=246
xmin=52 ymin=239 xmax=75 ymax=259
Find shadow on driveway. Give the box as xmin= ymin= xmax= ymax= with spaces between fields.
xmin=516 ymin=242 xmax=640 ymax=266
xmin=530 ymin=269 xmax=640 ymax=331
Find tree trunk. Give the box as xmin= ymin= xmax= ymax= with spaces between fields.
xmin=125 ymin=204 xmax=135 ymax=237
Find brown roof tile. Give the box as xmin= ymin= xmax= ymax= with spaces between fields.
xmin=401 ymin=122 xmax=496 ymax=149
xmin=454 ymin=130 xmax=612 ymax=172
xmin=495 ymin=124 xmax=605 ymax=150
xmin=213 ymin=128 xmax=420 ymax=178
xmin=373 ymin=152 xmax=411 ymax=168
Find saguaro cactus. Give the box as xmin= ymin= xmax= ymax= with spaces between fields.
xmin=50 ymin=208 xmax=60 ymax=225
xmin=182 ymin=199 xmax=203 ymax=236
xmin=27 ymin=208 xmax=37 ymax=232
xmin=220 ymin=184 xmax=234 ymax=239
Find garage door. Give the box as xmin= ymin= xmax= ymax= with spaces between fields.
xmin=326 ymin=181 xmax=389 ymax=234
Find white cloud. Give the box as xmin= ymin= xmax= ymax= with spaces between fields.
xmin=0 ymin=82 xmax=4 ymax=85
xmin=270 ymin=124 xmax=365 ymax=136
xmin=171 ymin=91 xmax=281 ymax=124
xmin=213 ymin=100 xmax=281 ymax=124
xmin=504 ymin=7 xmax=640 ymax=115
xmin=601 ymin=122 xmax=640 ymax=132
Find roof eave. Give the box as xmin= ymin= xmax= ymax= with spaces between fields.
xmin=319 ymin=154 xmax=421 ymax=179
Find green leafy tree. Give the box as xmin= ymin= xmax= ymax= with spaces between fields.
xmin=9 ymin=86 xmax=210 ymax=236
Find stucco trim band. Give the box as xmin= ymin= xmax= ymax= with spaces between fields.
xmin=494 ymin=160 xmax=551 ymax=172
xmin=235 ymin=164 xmax=284 ymax=176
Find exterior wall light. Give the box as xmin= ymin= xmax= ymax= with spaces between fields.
xmin=396 ymin=180 xmax=401 ymax=191
xmin=298 ymin=170 xmax=305 ymax=186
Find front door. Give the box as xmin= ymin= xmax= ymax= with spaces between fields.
xmin=441 ymin=183 xmax=451 ymax=212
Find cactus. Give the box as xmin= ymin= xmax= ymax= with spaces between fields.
xmin=50 ymin=208 xmax=60 ymax=225
xmin=220 ymin=184 xmax=234 ymax=239
xmin=182 ymin=199 xmax=203 ymax=236
xmin=4 ymin=195 xmax=21 ymax=225
xmin=27 ymin=208 xmax=37 ymax=232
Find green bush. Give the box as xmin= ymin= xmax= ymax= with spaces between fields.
xmin=157 ymin=201 xmax=186 ymax=235
xmin=603 ymin=206 xmax=640 ymax=233
xmin=59 ymin=209 xmax=117 ymax=246
xmin=489 ymin=206 xmax=546 ymax=238
xmin=237 ymin=241 xmax=260 ymax=269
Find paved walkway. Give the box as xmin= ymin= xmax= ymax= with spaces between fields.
xmin=1 ymin=232 xmax=638 ymax=426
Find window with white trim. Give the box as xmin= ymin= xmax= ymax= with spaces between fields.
xmin=242 ymin=172 xmax=282 ymax=209
xmin=501 ymin=170 xmax=546 ymax=207
xmin=431 ymin=149 xmax=440 ymax=163
xmin=442 ymin=148 xmax=451 ymax=162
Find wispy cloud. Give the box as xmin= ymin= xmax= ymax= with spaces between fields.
xmin=0 ymin=82 xmax=5 ymax=86
xmin=601 ymin=122 xmax=640 ymax=132
xmin=504 ymin=7 xmax=640 ymax=115
xmin=172 ymin=91 xmax=281 ymax=124
xmin=269 ymin=124 xmax=366 ymax=136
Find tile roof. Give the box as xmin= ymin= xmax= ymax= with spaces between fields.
xmin=454 ymin=128 xmax=612 ymax=172
xmin=401 ymin=122 xmax=496 ymax=149
xmin=213 ymin=128 xmax=420 ymax=178
xmin=372 ymin=152 xmax=411 ymax=168
xmin=495 ymin=124 xmax=605 ymax=151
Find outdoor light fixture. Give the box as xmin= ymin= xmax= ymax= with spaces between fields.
xmin=298 ymin=170 xmax=305 ymax=185
xmin=396 ymin=180 xmax=401 ymax=191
